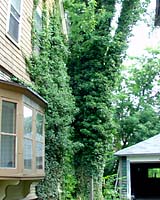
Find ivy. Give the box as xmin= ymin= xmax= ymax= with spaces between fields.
xmin=26 ymin=0 xmax=151 ymax=199
xmin=65 ymin=0 xmax=150 ymax=199
xmin=33 ymin=0 xmax=39 ymax=7
xmin=27 ymin=1 xmax=77 ymax=199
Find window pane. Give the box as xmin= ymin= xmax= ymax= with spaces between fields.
xmin=34 ymin=9 xmax=42 ymax=33
xmin=36 ymin=113 xmax=44 ymax=142
xmin=23 ymin=106 xmax=32 ymax=138
xmin=1 ymin=101 xmax=16 ymax=134
xmin=11 ymin=0 xmax=21 ymax=13
xmin=148 ymin=168 xmax=160 ymax=178
xmin=36 ymin=142 xmax=43 ymax=169
xmin=11 ymin=5 xmax=20 ymax=20
xmin=8 ymin=14 xmax=19 ymax=42
xmin=24 ymin=138 xmax=32 ymax=169
xmin=0 ymin=135 xmax=15 ymax=168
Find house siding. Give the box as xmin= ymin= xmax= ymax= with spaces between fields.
xmin=0 ymin=0 xmax=66 ymax=83
xmin=0 ymin=0 xmax=33 ymax=82
xmin=120 ymin=156 xmax=128 ymax=199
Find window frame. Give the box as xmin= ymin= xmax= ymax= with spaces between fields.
xmin=23 ymin=101 xmax=45 ymax=175
xmin=23 ymin=105 xmax=34 ymax=171
xmin=0 ymin=97 xmax=18 ymax=172
xmin=35 ymin=112 xmax=45 ymax=171
xmin=6 ymin=0 xmax=23 ymax=45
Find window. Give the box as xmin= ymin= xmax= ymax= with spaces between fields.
xmin=36 ymin=113 xmax=44 ymax=169
xmin=23 ymin=106 xmax=33 ymax=169
xmin=7 ymin=0 xmax=22 ymax=42
xmin=0 ymin=101 xmax=16 ymax=168
xmin=33 ymin=7 xmax=42 ymax=54
xmin=34 ymin=7 xmax=42 ymax=33
xmin=148 ymin=168 xmax=160 ymax=178
xmin=23 ymin=105 xmax=44 ymax=171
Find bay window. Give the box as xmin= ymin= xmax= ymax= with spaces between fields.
xmin=0 ymin=80 xmax=46 ymax=178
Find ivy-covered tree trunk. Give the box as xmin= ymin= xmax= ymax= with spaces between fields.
xmin=65 ymin=0 xmax=149 ymax=199
xmin=76 ymin=163 xmax=105 ymax=200
xmin=27 ymin=2 xmax=76 ymax=199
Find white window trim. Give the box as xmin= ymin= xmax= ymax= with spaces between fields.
xmin=6 ymin=0 xmax=23 ymax=46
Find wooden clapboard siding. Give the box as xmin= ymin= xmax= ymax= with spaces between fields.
xmin=0 ymin=0 xmax=33 ymax=82
xmin=0 ymin=0 xmax=66 ymax=83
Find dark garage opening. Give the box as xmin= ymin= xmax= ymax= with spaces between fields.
xmin=131 ymin=163 xmax=160 ymax=199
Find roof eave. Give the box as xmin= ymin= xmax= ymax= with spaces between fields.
xmin=0 ymin=79 xmax=48 ymax=107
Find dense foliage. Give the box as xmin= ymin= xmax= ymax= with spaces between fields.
xmin=25 ymin=0 xmax=154 ymax=199
xmin=27 ymin=1 xmax=76 ymax=199
xmin=65 ymin=0 xmax=150 ymax=199
xmin=113 ymin=48 xmax=160 ymax=150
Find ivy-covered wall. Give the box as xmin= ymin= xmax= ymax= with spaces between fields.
xmin=26 ymin=1 xmax=77 ymax=199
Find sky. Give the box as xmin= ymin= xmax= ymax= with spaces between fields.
xmin=127 ymin=1 xmax=160 ymax=57
xmin=124 ymin=1 xmax=160 ymax=94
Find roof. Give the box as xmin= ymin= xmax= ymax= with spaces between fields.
xmin=115 ymin=134 xmax=160 ymax=156
xmin=0 ymin=79 xmax=47 ymax=107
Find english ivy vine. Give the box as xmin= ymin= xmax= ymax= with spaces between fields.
xmin=65 ymin=0 xmax=150 ymax=199
xmin=25 ymin=0 xmax=151 ymax=199
xmin=26 ymin=1 xmax=77 ymax=199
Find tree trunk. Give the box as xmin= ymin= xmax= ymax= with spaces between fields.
xmin=76 ymin=164 xmax=104 ymax=200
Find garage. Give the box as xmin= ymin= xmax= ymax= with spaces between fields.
xmin=115 ymin=134 xmax=160 ymax=200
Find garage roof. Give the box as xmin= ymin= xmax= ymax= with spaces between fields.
xmin=115 ymin=134 xmax=160 ymax=156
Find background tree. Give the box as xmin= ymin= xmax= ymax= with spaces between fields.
xmin=113 ymin=47 xmax=160 ymax=150
xmin=65 ymin=0 xmax=150 ymax=199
